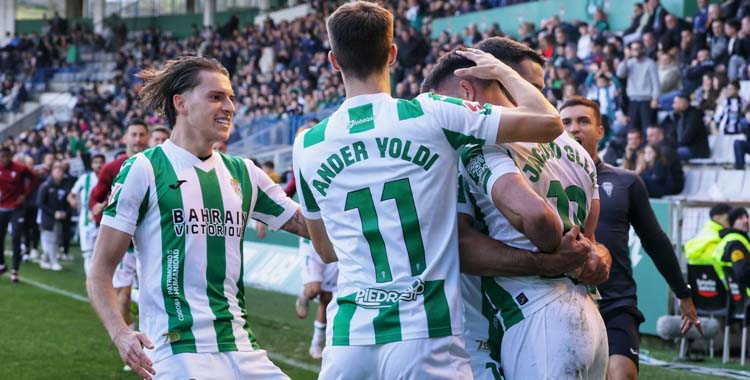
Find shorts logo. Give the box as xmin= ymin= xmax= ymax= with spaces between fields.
xmin=355 ymin=279 xmax=425 ymax=309
xmin=515 ymin=292 xmax=528 ymax=306
xmin=602 ymin=182 xmax=613 ymax=197
xmin=629 ymin=348 xmax=639 ymax=356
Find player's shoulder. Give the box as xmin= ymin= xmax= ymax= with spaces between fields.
xmin=597 ymin=161 xmax=638 ymax=184
xmin=294 ymin=117 xmax=330 ymax=151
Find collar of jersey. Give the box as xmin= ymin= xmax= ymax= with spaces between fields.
xmin=341 ymin=92 xmax=392 ymax=108
xmin=162 ymin=139 xmax=217 ymax=172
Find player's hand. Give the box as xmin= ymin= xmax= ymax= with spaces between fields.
xmin=650 ymin=99 xmax=659 ymax=109
xmin=679 ymin=296 xmax=703 ymax=336
xmin=112 ymin=327 xmax=156 ymax=380
xmin=255 ymin=222 xmax=267 ymax=239
xmin=576 ymin=242 xmax=612 ymax=285
xmin=15 ymin=194 xmax=25 ymax=205
xmin=454 ymin=48 xmax=518 ymax=81
xmin=539 ymin=226 xmax=590 ymax=276
xmin=92 ymin=201 xmax=106 ymax=216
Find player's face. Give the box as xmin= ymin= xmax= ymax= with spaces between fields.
xmin=149 ymin=131 xmax=169 ymax=147
xmin=561 ymin=105 xmax=603 ymax=158
xmin=181 ymin=70 xmax=235 ymax=145
xmin=91 ymin=157 xmax=105 ymax=174
xmin=125 ymin=124 xmax=149 ymax=156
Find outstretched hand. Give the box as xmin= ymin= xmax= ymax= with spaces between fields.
xmin=113 ymin=327 xmax=156 ymax=380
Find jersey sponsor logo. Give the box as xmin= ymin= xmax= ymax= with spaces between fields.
xmin=171 ymin=208 xmax=249 ymax=238
xmin=108 ymin=183 xmax=122 ymax=205
xmin=168 ymin=179 xmax=187 ymax=189
xmin=731 ymin=249 xmax=745 ymax=263
xmin=602 ymin=182 xmax=613 ymax=197
xmin=346 ymin=115 xmax=375 ymax=129
xmin=165 ymin=249 xmax=186 ymax=321
xmin=354 ymin=279 xmax=425 ymax=309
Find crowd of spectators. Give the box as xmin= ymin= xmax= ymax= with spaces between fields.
xmin=1 ymin=0 xmax=750 ymax=210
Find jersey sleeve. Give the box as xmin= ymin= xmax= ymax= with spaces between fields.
xmin=459 ymin=144 xmax=519 ymax=198
xmin=456 ymin=173 xmax=474 ymax=217
xmin=247 ymin=160 xmax=298 ymax=230
xmin=100 ymin=156 xmax=150 ymax=236
xmin=292 ymin=132 xmax=322 ymax=220
xmin=70 ymin=176 xmax=84 ymax=197
xmin=418 ymin=93 xmax=502 ymax=148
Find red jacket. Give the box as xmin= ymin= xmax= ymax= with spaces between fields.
xmin=89 ymin=154 xmax=128 ymax=225
xmin=0 ymin=161 xmax=36 ymax=209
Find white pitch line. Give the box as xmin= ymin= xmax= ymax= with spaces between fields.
xmin=20 ymin=276 xmax=90 ymax=303
xmin=17 ymin=274 xmax=320 ymax=374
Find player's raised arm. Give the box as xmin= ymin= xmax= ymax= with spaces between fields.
xmin=454 ymin=48 xmax=562 ymax=144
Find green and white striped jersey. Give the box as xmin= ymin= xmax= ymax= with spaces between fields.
xmin=101 ymin=140 xmax=298 ymax=362
xmin=293 ymin=92 xmax=502 ymax=346
xmin=71 ymin=171 xmax=97 ymax=229
xmin=458 ymin=133 xmax=598 ymax=332
xmin=457 ymin=175 xmax=502 ymax=365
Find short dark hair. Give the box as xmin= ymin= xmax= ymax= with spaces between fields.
xmin=420 ymin=48 xmax=482 ymax=93
xmin=559 ymin=96 xmax=602 ymax=127
xmin=727 ymin=19 xmax=741 ymax=30
xmin=136 ymin=56 xmax=229 ymax=127
xmin=150 ymin=126 xmax=171 ymax=137
xmin=729 ymin=207 xmax=749 ymax=227
xmin=91 ymin=154 xmax=105 ymax=162
xmin=420 ymin=37 xmax=546 ymax=93
xmin=262 ymin=160 xmax=274 ymax=169
xmin=327 ymin=1 xmax=393 ymax=81
xmin=710 ymin=203 xmax=732 ymax=218
xmin=626 ymin=128 xmax=642 ymax=136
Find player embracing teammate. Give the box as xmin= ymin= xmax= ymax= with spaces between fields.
xmin=293 ymin=2 xmax=564 ymax=379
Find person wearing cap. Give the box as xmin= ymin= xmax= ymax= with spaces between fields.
xmin=713 ymin=208 xmax=750 ymax=287
xmin=672 ymin=92 xmax=710 ymax=161
xmin=686 ymin=203 xmax=732 ymax=265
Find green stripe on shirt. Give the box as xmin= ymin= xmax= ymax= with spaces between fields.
xmin=195 ymin=167 xmax=237 ymax=351
xmin=147 ymin=147 xmax=197 ymax=354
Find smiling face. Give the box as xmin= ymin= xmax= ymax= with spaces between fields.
xmin=177 ymin=70 xmax=236 ymax=145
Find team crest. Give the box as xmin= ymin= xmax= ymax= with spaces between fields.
xmin=602 ymin=182 xmax=613 ymax=198
xmin=231 ymin=178 xmax=242 ymax=199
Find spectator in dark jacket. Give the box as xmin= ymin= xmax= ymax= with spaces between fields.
xmin=682 ymin=48 xmax=715 ymax=94
xmin=646 ymin=125 xmax=685 ymax=194
xmin=643 ymin=0 xmax=670 ymax=39
xmin=37 ymin=161 xmax=70 ymax=271
xmin=638 ymin=143 xmax=673 ymax=197
xmin=672 ymin=93 xmax=710 ymax=160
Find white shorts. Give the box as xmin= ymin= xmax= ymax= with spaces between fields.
xmin=501 ymin=285 xmax=608 ymax=380
xmin=153 ymin=350 xmax=289 ymax=380
xmin=319 ymin=335 xmax=472 ymax=380
xmin=78 ymin=224 xmax=98 ymax=253
xmin=300 ymin=241 xmax=338 ymax=293
xmin=112 ymin=250 xmax=138 ymax=289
